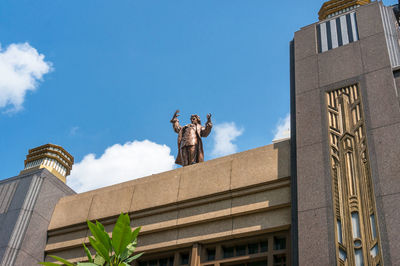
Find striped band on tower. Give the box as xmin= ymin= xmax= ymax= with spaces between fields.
xmin=317 ymin=12 xmax=359 ymax=53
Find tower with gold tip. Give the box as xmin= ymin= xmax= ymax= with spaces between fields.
xmin=21 ymin=144 xmax=74 ymax=183
xmin=292 ymin=0 xmax=400 ymax=265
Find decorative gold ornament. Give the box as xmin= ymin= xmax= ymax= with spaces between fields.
xmin=326 ymin=84 xmax=382 ymax=266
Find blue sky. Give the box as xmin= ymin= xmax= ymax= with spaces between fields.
xmin=0 ymin=0 xmax=396 ymax=191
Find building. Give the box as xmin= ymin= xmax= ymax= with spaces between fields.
xmin=0 ymin=0 xmax=400 ymax=265
xmin=46 ymin=141 xmax=291 ymax=266
xmin=0 ymin=145 xmax=75 ymax=265
xmin=291 ymin=0 xmax=400 ymax=264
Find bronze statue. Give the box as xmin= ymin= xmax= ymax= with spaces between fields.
xmin=170 ymin=110 xmax=212 ymax=166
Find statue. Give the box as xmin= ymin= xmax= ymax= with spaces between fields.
xmin=170 ymin=110 xmax=212 ymax=166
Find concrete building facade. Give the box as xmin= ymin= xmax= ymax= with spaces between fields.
xmin=0 ymin=169 xmax=74 ymax=265
xmin=45 ymin=141 xmax=291 ymax=266
xmin=0 ymin=1 xmax=400 ymax=265
xmin=291 ymin=1 xmax=400 ymax=265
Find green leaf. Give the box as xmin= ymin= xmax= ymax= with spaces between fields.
xmin=82 ymin=243 xmax=93 ymax=263
xmin=119 ymin=243 xmax=134 ymax=261
xmin=124 ymin=252 xmax=143 ymax=263
xmin=111 ymin=213 xmax=132 ymax=256
xmin=117 ymin=263 xmax=129 ymax=266
xmin=89 ymin=236 xmax=110 ymax=262
xmin=38 ymin=262 xmax=64 ymax=266
xmin=94 ymin=255 xmax=106 ymax=265
xmin=48 ymin=255 xmax=75 ymax=266
xmin=96 ymin=221 xmax=112 ymax=250
xmin=130 ymin=226 xmax=141 ymax=242
xmin=87 ymin=220 xmax=111 ymax=253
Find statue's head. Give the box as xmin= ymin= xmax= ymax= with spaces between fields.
xmin=190 ymin=114 xmax=201 ymax=125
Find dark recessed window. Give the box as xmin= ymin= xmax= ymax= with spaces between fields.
xmin=260 ymin=241 xmax=268 ymax=252
xmin=223 ymin=246 xmax=234 ymax=258
xmin=138 ymin=262 xmax=147 ymax=266
xmin=274 ymin=254 xmax=286 ymax=266
xmin=274 ymin=236 xmax=286 ymax=250
xmin=235 ymin=245 xmax=246 ymax=256
xmin=149 ymin=260 xmax=157 ymax=266
xmin=180 ymin=253 xmax=189 ymax=265
xmin=159 ymin=258 xmax=168 ymax=266
xmin=207 ymin=248 xmax=216 ymax=261
xmin=249 ymin=260 xmax=268 ymax=266
xmin=248 ymin=243 xmax=259 ymax=254
xmin=168 ymin=257 xmax=174 ymax=266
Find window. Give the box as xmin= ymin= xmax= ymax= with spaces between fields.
xmin=180 ymin=253 xmax=189 ymax=265
xmin=260 ymin=241 xmax=268 ymax=253
xmin=370 ymin=214 xmax=377 ymax=240
xmin=207 ymin=248 xmax=216 ymax=261
xmin=248 ymin=243 xmax=259 ymax=254
xmin=138 ymin=255 xmax=174 ymax=266
xmin=148 ymin=260 xmax=157 ymax=266
xmin=138 ymin=231 xmax=289 ymax=266
xmin=236 ymin=245 xmax=246 ymax=256
xmin=273 ymin=254 xmax=286 ymax=266
xmin=273 ymin=237 xmax=286 ymax=250
xmin=201 ymin=231 xmax=289 ymax=265
xmin=223 ymin=246 xmax=234 ymax=258
xmin=249 ymin=261 xmax=268 ymax=266
xmin=159 ymin=258 xmax=168 ymax=266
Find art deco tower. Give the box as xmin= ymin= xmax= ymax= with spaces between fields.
xmin=0 ymin=145 xmax=75 ymax=265
xmin=291 ymin=0 xmax=400 ymax=265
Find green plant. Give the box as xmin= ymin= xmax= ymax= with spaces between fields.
xmin=40 ymin=213 xmax=143 ymax=266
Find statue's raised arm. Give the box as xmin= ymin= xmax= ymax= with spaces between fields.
xmin=170 ymin=110 xmax=181 ymax=133
xmin=201 ymin=113 xmax=212 ymax=137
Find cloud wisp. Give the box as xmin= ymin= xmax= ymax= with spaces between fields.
xmin=67 ymin=140 xmax=175 ymax=192
xmin=69 ymin=126 xmax=79 ymax=136
xmin=211 ymin=122 xmax=244 ymax=157
xmin=273 ymin=114 xmax=290 ymax=141
xmin=0 ymin=42 xmax=52 ymax=113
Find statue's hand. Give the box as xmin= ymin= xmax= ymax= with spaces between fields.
xmin=207 ymin=113 xmax=212 ymax=121
xmin=173 ymin=110 xmax=180 ymax=119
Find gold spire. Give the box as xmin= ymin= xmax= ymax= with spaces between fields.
xmin=319 ymin=0 xmax=371 ymax=20
xmin=20 ymin=144 xmax=74 ymax=183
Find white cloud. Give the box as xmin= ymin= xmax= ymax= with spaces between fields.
xmin=211 ymin=122 xmax=244 ymax=157
xmin=67 ymin=140 xmax=175 ymax=192
xmin=0 ymin=42 xmax=52 ymax=112
xmin=273 ymin=114 xmax=290 ymax=141
xmin=69 ymin=126 xmax=79 ymax=136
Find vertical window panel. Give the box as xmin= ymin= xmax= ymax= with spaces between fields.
xmin=370 ymin=214 xmax=377 ymax=240
xmin=354 ymin=248 xmax=364 ymax=266
xmin=339 ymin=247 xmax=347 ymax=261
xmin=351 ymin=212 xmax=361 ymax=239
xmin=337 ymin=219 xmax=343 ymax=244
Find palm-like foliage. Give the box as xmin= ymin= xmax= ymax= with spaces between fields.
xmin=40 ymin=213 xmax=143 ymax=266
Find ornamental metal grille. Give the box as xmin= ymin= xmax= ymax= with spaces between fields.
xmin=326 ymin=84 xmax=382 ymax=266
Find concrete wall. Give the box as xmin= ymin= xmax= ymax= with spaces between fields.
xmin=45 ymin=141 xmax=291 ymax=263
xmin=292 ymin=2 xmax=400 ymax=265
xmin=0 ymin=169 xmax=75 ymax=266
